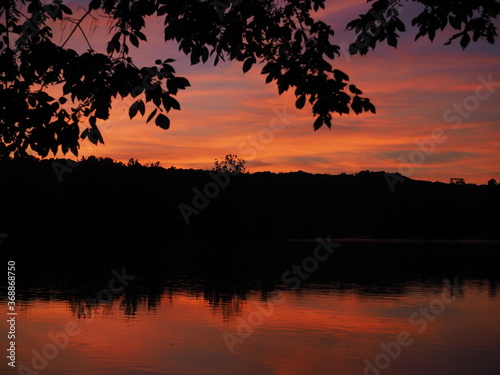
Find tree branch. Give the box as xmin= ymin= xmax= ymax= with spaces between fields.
xmin=61 ymin=8 xmax=92 ymax=48
xmin=77 ymin=23 xmax=93 ymax=50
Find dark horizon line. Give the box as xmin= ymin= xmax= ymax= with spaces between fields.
xmin=7 ymin=155 xmax=499 ymax=187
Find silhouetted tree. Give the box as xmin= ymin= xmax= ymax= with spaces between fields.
xmin=213 ymin=154 xmax=247 ymax=174
xmin=1 ymin=0 xmax=498 ymax=159
xmin=1 ymin=161 xmax=499 ymax=240
xmin=127 ymin=158 xmax=142 ymax=167
xmin=450 ymin=178 xmax=466 ymax=185
xmin=488 ymin=178 xmax=498 ymax=186
xmin=145 ymin=161 xmax=161 ymax=168
xmin=346 ymin=0 xmax=499 ymax=55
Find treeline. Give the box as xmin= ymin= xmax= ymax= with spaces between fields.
xmin=1 ymin=156 xmax=499 ymax=242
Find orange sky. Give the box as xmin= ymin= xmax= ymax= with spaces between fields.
xmin=34 ymin=0 xmax=500 ymax=184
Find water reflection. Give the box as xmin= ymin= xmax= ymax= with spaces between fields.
xmin=2 ymin=241 xmax=500 ymax=374
xmin=39 ymin=277 xmax=487 ymax=321
xmin=2 ymin=278 xmax=500 ymax=375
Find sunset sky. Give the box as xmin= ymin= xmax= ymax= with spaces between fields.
xmin=45 ymin=0 xmax=500 ymax=184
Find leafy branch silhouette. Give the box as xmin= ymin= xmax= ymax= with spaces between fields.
xmin=0 ymin=0 xmax=498 ymax=159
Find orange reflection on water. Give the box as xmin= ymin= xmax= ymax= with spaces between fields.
xmin=1 ymin=282 xmax=500 ymax=375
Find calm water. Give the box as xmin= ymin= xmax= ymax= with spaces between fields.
xmin=2 ymin=241 xmax=500 ymax=374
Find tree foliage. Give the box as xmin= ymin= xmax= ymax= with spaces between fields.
xmin=346 ymin=0 xmax=499 ymax=54
xmin=0 ymin=0 xmax=498 ymax=159
xmin=213 ymin=154 xmax=247 ymax=174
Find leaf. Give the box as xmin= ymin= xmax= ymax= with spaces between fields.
xmin=201 ymin=47 xmax=209 ymax=63
xmin=351 ymin=96 xmax=362 ymax=114
xmin=428 ymin=27 xmax=436 ymax=42
xmin=81 ymin=128 xmax=88 ymax=140
xmin=190 ymin=49 xmax=200 ymax=65
xmin=460 ymin=32 xmax=471 ymax=49
xmin=36 ymin=91 xmax=55 ymax=103
xmin=146 ymin=108 xmax=158 ymax=123
xmin=131 ymin=86 xmax=144 ymax=98
xmin=345 ymin=19 xmax=359 ymax=31
xmin=349 ymin=85 xmax=362 ymax=95
xmin=135 ymin=31 xmax=147 ymax=41
xmin=325 ymin=46 xmax=335 ymax=59
xmin=89 ymin=0 xmax=101 ymax=10
xmin=158 ymin=5 xmax=168 ymax=16
xmin=176 ymin=77 xmax=191 ymax=88
xmin=161 ymin=94 xmax=171 ymax=112
xmin=155 ymin=113 xmax=170 ymax=129
xmin=243 ymin=57 xmax=254 ymax=73
xmin=167 ymin=79 xmax=178 ymax=95
xmin=394 ymin=17 xmax=406 ymax=32
xmin=313 ymin=116 xmax=323 ymax=130
xmin=59 ymin=4 xmax=73 ymax=15
xmin=473 ymin=30 xmax=481 ymax=42
xmin=333 ymin=69 xmax=349 ymax=82
xmin=169 ymin=96 xmax=181 ymax=110
xmin=387 ymin=34 xmax=398 ymax=47
xmin=313 ymin=98 xmax=328 ymax=114
xmin=161 ymin=63 xmax=175 ymax=75
xmin=449 ymin=16 xmax=462 ymax=30
xmin=128 ymin=34 xmax=139 ymax=47
xmin=89 ymin=116 xmax=97 ymax=128
xmin=295 ymin=95 xmax=306 ymax=109
xmin=92 ymin=128 xmax=104 ymax=145
xmin=129 ymin=101 xmax=140 ymax=119
xmin=414 ymin=30 xmax=425 ymax=41
xmin=138 ymin=99 xmax=145 ymax=116
xmin=129 ymin=34 xmax=139 ymax=47
xmin=348 ymin=43 xmax=359 ymax=55
xmin=153 ymin=94 xmax=161 ymax=107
